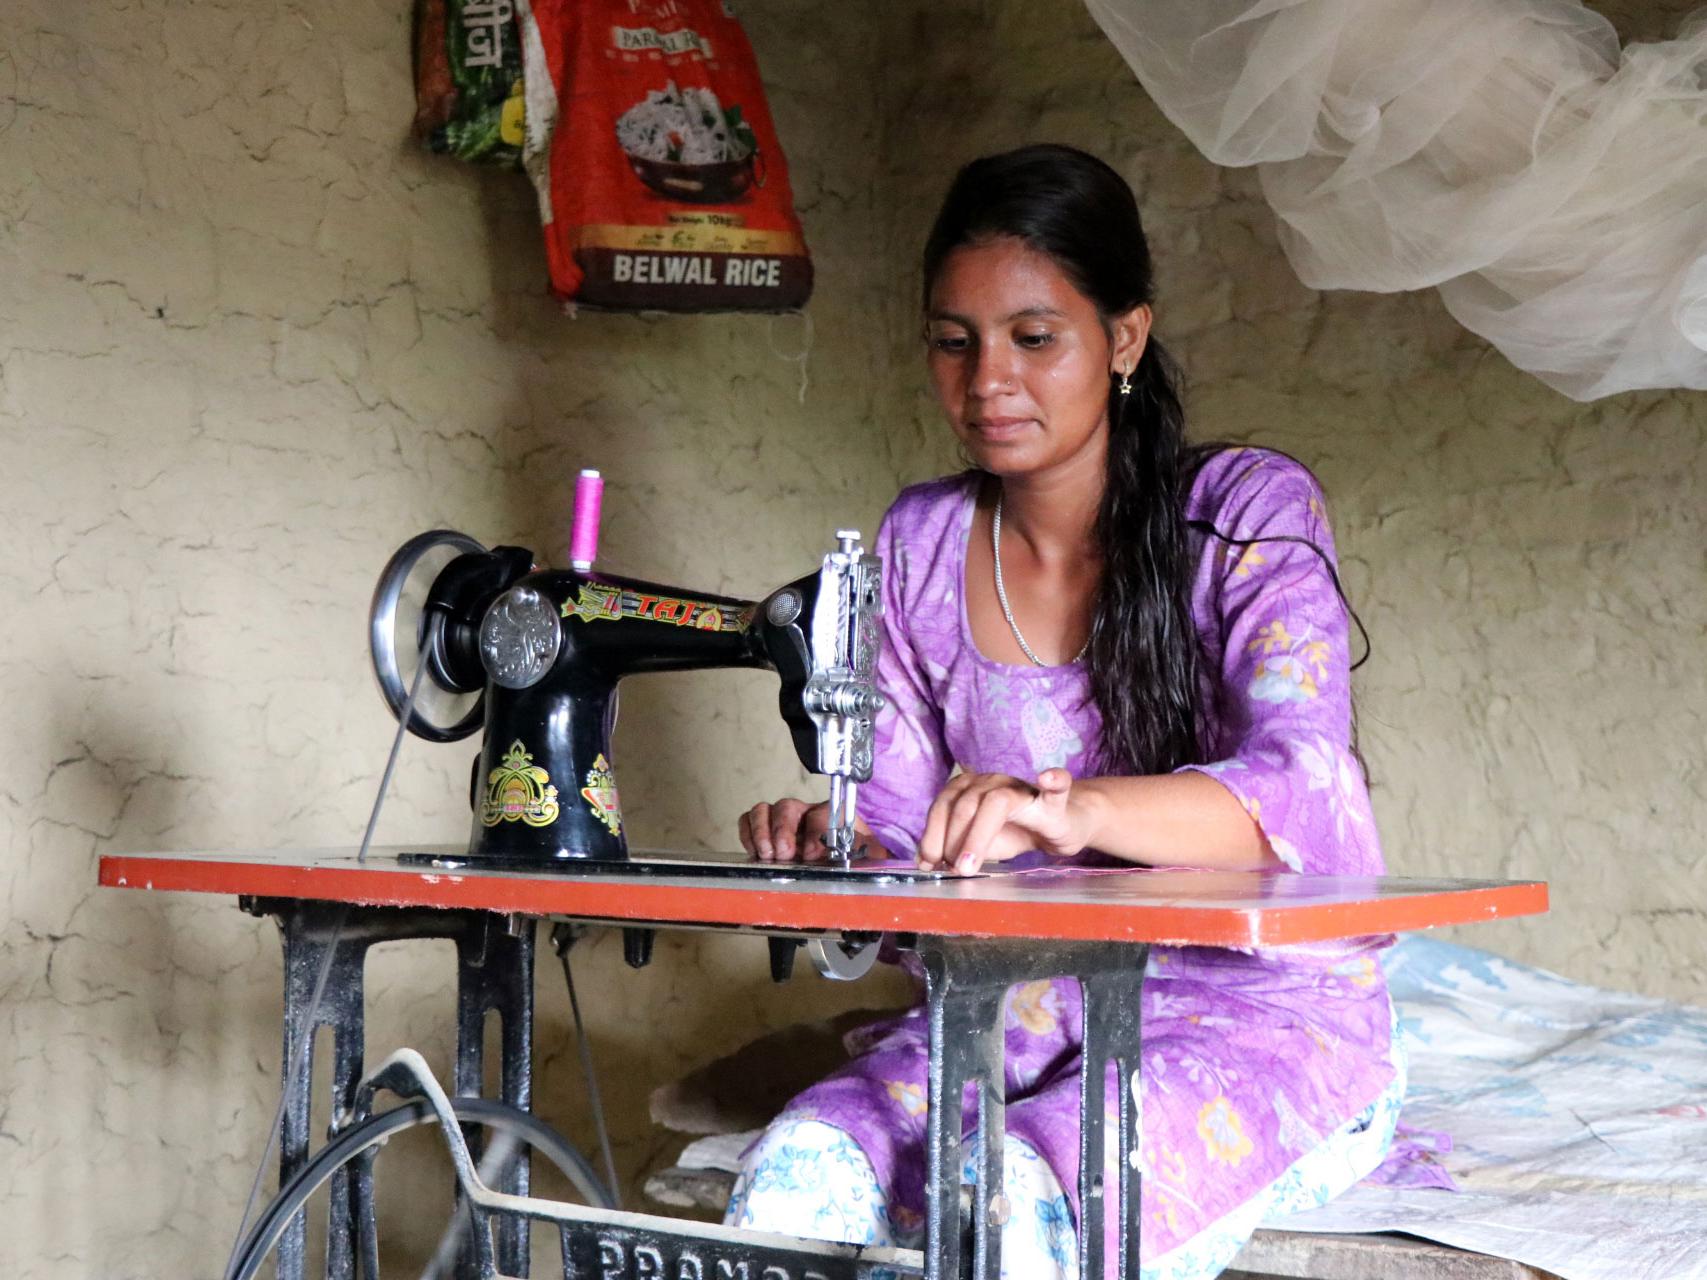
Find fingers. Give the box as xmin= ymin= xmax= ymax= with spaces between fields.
xmin=955 ymin=789 xmax=1021 ymax=876
xmin=919 ymin=774 xmax=1033 ymax=875
xmin=741 ymin=799 xmax=828 ymax=863
xmin=1034 ymin=767 xmax=1073 ymax=841
xmin=941 ymin=784 xmax=991 ymax=873
xmin=1036 ymin=767 xmax=1072 ymax=798
xmin=770 ymin=798 xmax=822 ymax=862
xmin=1033 ymin=768 xmax=1084 ymax=858
xmin=751 ymin=771 xmax=1070 ymax=873
xmin=918 ymin=774 xmax=974 ymax=870
xmin=748 ymin=802 xmax=775 ymax=860
xmin=802 ymin=803 xmax=884 ymax=863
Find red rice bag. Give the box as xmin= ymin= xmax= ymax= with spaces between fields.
xmin=519 ymin=0 xmax=813 ymax=312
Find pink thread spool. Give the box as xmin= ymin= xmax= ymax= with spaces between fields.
xmin=569 ymin=469 xmax=603 ymax=572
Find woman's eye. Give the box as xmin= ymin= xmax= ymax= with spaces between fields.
xmin=929 ymin=334 xmax=970 ymax=353
xmin=1017 ymin=332 xmax=1055 ymax=349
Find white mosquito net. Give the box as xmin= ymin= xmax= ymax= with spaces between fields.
xmin=1082 ymin=0 xmax=1707 ymax=400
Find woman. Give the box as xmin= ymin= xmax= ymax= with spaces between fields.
xmin=728 ymin=144 xmax=1406 ymax=1280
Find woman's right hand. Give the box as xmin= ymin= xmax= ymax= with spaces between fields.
xmin=737 ymin=799 xmax=887 ymax=863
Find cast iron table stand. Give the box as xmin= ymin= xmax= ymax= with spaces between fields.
xmin=918 ymin=937 xmax=1148 ymax=1280
xmin=251 ymin=899 xmax=1145 ymax=1280
xmin=251 ymin=898 xmax=536 ymax=1280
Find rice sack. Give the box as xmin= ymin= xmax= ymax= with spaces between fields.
xmin=519 ymin=0 xmax=813 ymax=312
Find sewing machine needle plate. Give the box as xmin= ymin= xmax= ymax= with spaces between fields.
xmin=396 ymin=849 xmax=960 ymax=883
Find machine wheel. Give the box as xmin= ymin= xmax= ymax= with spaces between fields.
xmin=369 ymin=529 xmax=488 ymax=742
xmin=228 ymin=1096 xmax=612 ymax=1280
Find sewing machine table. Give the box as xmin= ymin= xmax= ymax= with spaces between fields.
xmin=99 ymin=847 xmax=1546 ymax=1280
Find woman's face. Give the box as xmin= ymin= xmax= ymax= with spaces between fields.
xmin=925 ymin=235 xmax=1147 ymax=478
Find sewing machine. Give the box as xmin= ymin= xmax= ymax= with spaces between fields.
xmin=367 ymin=472 xmax=887 ymax=872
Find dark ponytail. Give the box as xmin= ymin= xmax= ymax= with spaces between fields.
xmin=1093 ymin=336 xmax=1203 ymax=774
xmin=923 ymin=144 xmax=1204 ymax=774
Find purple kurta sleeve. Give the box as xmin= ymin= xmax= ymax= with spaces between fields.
xmin=1179 ymin=453 xmax=1384 ymax=877
xmin=859 ymin=501 xmax=953 ymax=858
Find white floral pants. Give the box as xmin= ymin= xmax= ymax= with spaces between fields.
xmin=723 ymin=1036 xmax=1407 ymax=1280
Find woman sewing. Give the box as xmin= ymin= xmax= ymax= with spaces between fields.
xmin=728 ymin=144 xmax=1404 ymax=1280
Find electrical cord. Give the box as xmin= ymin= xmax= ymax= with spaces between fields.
xmin=1186 ymin=520 xmax=1372 ymax=670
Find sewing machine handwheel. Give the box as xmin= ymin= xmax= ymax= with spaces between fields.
xmin=370 ymin=529 xmax=488 ymax=743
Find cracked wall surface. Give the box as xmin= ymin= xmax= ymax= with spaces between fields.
xmin=0 ymin=0 xmax=912 ymax=1272
xmin=4 ymin=0 xmax=1707 ymax=1274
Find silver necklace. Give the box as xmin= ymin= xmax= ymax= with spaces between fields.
xmin=992 ymin=492 xmax=1090 ymax=667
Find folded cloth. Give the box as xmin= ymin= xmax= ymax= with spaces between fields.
xmin=677 ymin=1130 xmax=760 ymax=1174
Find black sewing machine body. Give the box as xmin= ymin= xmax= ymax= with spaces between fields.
xmin=370 ymin=531 xmax=883 ymax=869
xmin=469 ymin=565 xmax=815 ymax=863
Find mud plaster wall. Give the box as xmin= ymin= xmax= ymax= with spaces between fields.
xmin=3 ymin=0 xmax=1706 ymax=1274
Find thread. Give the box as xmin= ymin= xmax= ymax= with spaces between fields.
xmin=570 ymin=468 xmax=603 ymax=571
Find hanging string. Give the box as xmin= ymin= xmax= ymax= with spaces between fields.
xmin=767 ymin=307 xmax=815 ymax=404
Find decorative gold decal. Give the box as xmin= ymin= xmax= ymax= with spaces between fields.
xmin=580 ymin=753 xmax=623 ymax=837
xmin=480 ymin=740 xmax=561 ymax=828
xmin=564 ymin=582 xmax=749 ymax=633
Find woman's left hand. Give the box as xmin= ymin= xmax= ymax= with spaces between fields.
xmin=917 ymin=767 xmax=1091 ymax=876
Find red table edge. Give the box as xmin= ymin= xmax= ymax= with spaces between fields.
xmin=99 ymin=853 xmax=1549 ymax=949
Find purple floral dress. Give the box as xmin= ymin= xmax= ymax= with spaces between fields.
xmin=740 ymin=450 xmax=1407 ymax=1272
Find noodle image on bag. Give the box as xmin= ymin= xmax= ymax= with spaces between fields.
xmin=519 ymin=0 xmax=813 ymax=312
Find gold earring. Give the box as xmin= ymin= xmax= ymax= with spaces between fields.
xmin=1118 ymin=366 xmax=1133 ymax=397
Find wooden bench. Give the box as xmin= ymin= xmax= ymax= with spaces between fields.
xmin=643 ymin=1165 xmax=1559 ymax=1280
